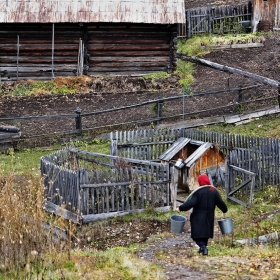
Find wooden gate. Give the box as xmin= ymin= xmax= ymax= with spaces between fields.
xmin=186 ymin=2 xmax=253 ymax=38
xmin=226 ymin=162 xmax=256 ymax=207
xmin=186 ymin=8 xmax=211 ymax=38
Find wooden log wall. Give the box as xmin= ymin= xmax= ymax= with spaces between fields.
xmin=86 ymin=24 xmax=176 ymax=76
xmin=0 ymin=23 xmax=176 ymax=81
xmin=0 ymin=23 xmax=83 ymax=81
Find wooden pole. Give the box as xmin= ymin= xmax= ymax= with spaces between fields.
xmin=176 ymin=53 xmax=280 ymax=88
xmin=186 ymin=10 xmax=191 ymax=38
xmin=52 ymin=23 xmax=55 ymax=79
xmin=75 ymin=107 xmax=82 ymax=132
xmin=16 ymin=35 xmax=19 ymax=81
xmin=157 ymin=96 xmax=163 ymax=125
xmin=208 ymin=11 xmax=212 ymax=34
xmin=278 ymin=86 xmax=280 ymax=108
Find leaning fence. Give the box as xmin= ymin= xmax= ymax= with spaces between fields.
xmin=41 ymin=147 xmax=170 ymax=224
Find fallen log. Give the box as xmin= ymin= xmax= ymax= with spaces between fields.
xmin=176 ymin=53 xmax=280 ymax=88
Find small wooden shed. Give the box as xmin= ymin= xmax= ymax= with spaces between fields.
xmin=159 ymin=137 xmax=226 ymax=191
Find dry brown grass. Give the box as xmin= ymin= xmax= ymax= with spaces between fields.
xmin=53 ymin=75 xmax=92 ymax=92
xmin=0 ymin=172 xmax=74 ymax=278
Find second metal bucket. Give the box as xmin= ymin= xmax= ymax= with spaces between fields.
xmin=218 ymin=218 xmax=233 ymax=234
xmin=170 ymin=214 xmax=187 ymax=234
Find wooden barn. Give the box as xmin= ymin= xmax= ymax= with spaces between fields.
xmin=0 ymin=0 xmax=186 ymax=82
xmin=252 ymin=0 xmax=280 ymax=32
xmin=159 ymin=137 xmax=226 ymax=192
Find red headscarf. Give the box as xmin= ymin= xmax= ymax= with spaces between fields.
xmin=198 ymin=174 xmax=211 ymax=186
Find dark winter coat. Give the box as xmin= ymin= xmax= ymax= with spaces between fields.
xmin=179 ymin=186 xmax=228 ymax=239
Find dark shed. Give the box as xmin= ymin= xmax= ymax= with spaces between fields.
xmin=0 ymin=0 xmax=186 ymax=81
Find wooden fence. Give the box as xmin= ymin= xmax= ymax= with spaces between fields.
xmin=40 ymin=127 xmax=280 ymax=222
xmin=111 ymin=128 xmax=280 ymax=190
xmin=41 ymin=147 xmax=170 ymax=224
xmin=186 ymin=2 xmax=253 ymax=37
xmin=1 ymin=84 xmax=271 ymax=146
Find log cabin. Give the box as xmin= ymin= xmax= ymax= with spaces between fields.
xmin=0 ymin=0 xmax=186 ymax=81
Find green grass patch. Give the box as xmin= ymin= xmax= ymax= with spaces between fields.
xmin=1 ymin=139 xmax=110 ymax=174
xmin=175 ymin=60 xmax=195 ymax=91
xmin=8 ymin=80 xmax=75 ymax=96
xmin=177 ymin=33 xmax=265 ymax=57
xmin=142 ymin=72 xmax=171 ymax=82
xmin=195 ymin=114 xmax=280 ymax=138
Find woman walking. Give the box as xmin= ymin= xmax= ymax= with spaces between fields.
xmin=177 ymin=174 xmax=228 ymax=255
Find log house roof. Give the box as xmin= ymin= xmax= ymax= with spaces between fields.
xmin=0 ymin=0 xmax=186 ymax=24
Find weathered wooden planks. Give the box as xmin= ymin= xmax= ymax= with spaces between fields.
xmin=0 ymin=23 xmax=176 ymax=80
xmin=41 ymin=147 xmax=170 ymax=223
xmin=186 ymin=2 xmax=252 ymax=38
xmin=112 ymin=127 xmax=280 ymax=190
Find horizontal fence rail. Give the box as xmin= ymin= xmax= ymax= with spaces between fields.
xmin=2 ymin=84 xmax=274 ymax=149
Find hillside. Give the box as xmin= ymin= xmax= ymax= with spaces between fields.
xmin=0 ymin=0 xmax=279 ymax=142
xmin=1 ymin=32 xmax=279 ymax=143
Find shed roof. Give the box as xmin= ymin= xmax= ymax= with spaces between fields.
xmin=184 ymin=142 xmax=213 ymax=168
xmin=158 ymin=137 xmax=207 ymax=162
xmin=0 ymin=0 xmax=186 ymax=24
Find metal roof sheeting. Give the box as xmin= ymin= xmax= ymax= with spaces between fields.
xmin=0 ymin=0 xmax=186 ymax=24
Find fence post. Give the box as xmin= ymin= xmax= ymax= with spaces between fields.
xmin=238 ymin=86 xmax=242 ymax=111
xmin=186 ymin=10 xmax=191 ymax=38
xmin=225 ymin=156 xmax=230 ymax=200
xmin=75 ymin=107 xmax=82 ymax=132
xmin=157 ymin=96 xmax=164 ymax=125
xmin=278 ymin=86 xmax=280 ymax=108
xmin=208 ymin=11 xmax=212 ymax=34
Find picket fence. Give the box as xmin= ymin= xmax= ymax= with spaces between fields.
xmin=186 ymin=2 xmax=252 ymax=37
xmin=41 ymin=127 xmax=280 ymax=223
xmin=41 ymin=147 xmax=170 ymax=224
xmin=110 ymin=128 xmax=280 ymax=189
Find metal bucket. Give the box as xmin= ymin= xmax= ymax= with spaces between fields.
xmin=218 ymin=218 xmax=233 ymax=234
xmin=170 ymin=215 xmax=186 ymax=234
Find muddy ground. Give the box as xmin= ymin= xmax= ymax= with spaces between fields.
xmin=74 ymin=214 xmax=219 ymax=279
xmin=1 ymin=31 xmax=280 ymax=148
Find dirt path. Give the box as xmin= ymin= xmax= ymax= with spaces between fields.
xmin=137 ymin=231 xmax=215 ymax=279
